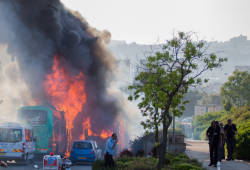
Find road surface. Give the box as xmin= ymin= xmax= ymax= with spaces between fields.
xmin=185 ymin=140 xmax=250 ymax=170
xmin=3 ymin=161 xmax=92 ymax=170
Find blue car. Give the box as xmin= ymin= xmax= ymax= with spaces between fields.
xmin=69 ymin=140 xmax=102 ymax=163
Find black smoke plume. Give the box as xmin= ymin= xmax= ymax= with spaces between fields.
xmin=0 ymin=0 xmax=120 ymax=142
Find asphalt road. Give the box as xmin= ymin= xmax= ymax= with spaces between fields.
xmin=3 ymin=161 xmax=92 ymax=170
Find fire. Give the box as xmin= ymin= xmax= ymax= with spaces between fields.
xmin=44 ymin=55 xmax=126 ymax=154
xmin=44 ymin=55 xmax=87 ymax=152
xmin=100 ymin=130 xmax=113 ymax=139
xmin=80 ymin=117 xmax=92 ymax=140
xmin=80 ymin=117 xmax=113 ymax=140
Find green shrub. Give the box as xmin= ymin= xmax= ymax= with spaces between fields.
xmin=93 ymin=157 xmax=158 ymax=170
xmin=171 ymin=154 xmax=189 ymax=164
xmin=127 ymin=158 xmax=157 ymax=170
xmin=173 ymin=163 xmax=203 ymax=170
xmin=235 ymin=121 xmax=250 ymax=160
xmin=93 ymin=153 xmax=202 ymax=170
xmin=168 ymin=153 xmax=202 ymax=168
xmin=116 ymin=156 xmax=135 ymax=163
xmin=187 ymin=158 xmax=201 ymax=167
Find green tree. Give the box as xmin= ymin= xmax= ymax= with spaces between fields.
xmin=129 ymin=32 xmax=226 ymax=169
xmin=140 ymin=103 xmax=161 ymax=147
xmin=221 ymin=70 xmax=250 ymax=110
xmin=129 ymin=74 xmax=162 ymax=152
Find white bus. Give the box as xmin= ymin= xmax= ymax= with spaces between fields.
xmin=0 ymin=122 xmax=35 ymax=163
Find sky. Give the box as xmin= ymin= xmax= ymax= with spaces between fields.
xmin=61 ymin=0 xmax=250 ymax=44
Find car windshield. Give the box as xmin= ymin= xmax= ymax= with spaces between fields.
xmin=73 ymin=142 xmax=92 ymax=149
xmin=0 ymin=128 xmax=22 ymax=143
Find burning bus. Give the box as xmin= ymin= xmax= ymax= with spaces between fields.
xmin=17 ymin=106 xmax=67 ymax=155
xmin=0 ymin=0 xmax=128 ymax=155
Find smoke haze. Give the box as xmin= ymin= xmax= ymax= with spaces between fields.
xmin=0 ymin=0 xmax=129 ymax=145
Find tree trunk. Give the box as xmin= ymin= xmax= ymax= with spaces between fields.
xmin=154 ymin=108 xmax=159 ymax=157
xmin=157 ymin=110 xmax=172 ymax=169
xmin=154 ymin=108 xmax=159 ymax=143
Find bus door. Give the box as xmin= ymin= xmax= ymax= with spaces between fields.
xmin=24 ymin=129 xmax=35 ymax=157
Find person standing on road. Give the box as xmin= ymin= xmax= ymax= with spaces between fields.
xmin=224 ymin=119 xmax=237 ymax=161
xmin=218 ymin=122 xmax=225 ymax=162
xmin=206 ymin=121 xmax=215 ymax=166
xmin=206 ymin=120 xmax=220 ymax=167
xmin=104 ymin=133 xmax=118 ymax=168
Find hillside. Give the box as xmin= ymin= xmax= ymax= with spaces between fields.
xmin=109 ymin=35 xmax=250 ymax=94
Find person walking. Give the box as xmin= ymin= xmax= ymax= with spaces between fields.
xmin=206 ymin=120 xmax=220 ymax=167
xmin=224 ymin=119 xmax=237 ymax=160
xmin=104 ymin=133 xmax=118 ymax=168
xmin=218 ymin=122 xmax=225 ymax=162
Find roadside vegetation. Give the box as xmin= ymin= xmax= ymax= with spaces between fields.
xmin=94 ymin=31 xmax=223 ymax=170
xmin=193 ymin=70 xmax=250 ymax=160
xmin=93 ymin=152 xmax=203 ymax=170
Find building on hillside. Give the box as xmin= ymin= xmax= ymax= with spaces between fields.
xmin=194 ymin=105 xmax=207 ymax=116
xmin=207 ymin=105 xmax=223 ymax=113
xmin=194 ymin=100 xmax=223 ymax=116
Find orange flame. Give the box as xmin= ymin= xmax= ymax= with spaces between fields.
xmin=44 ymin=55 xmax=126 ymax=154
xmin=44 ymin=55 xmax=87 ymax=153
xmin=79 ymin=117 xmax=113 ymax=140
xmin=80 ymin=117 xmax=92 ymax=140
xmin=100 ymin=130 xmax=113 ymax=139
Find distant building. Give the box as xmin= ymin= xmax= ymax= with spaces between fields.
xmin=235 ymin=66 xmax=250 ymax=73
xmin=194 ymin=100 xmax=223 ymax=116
xmin=194 ymin=106 xmax=207 ymax=116
xmin=207 ymin=105 xmax=223 ymax=113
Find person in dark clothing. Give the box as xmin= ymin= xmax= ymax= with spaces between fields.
xmin=206 ymin=121 xmax=215 ymax=166
xmin=206 ymin=121 xmax=220 ymax=167
xmin=224 ymin=119 xmax=237 ymax=160
xmin=218 ymin=122 xmax=225 ymax=162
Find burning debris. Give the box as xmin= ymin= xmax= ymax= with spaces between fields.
xmin=0 ymin=0 xmax=127 ymax=152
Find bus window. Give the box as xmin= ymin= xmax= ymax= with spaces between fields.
xmin=0 ymin=129 xmax=22 ymax=143
xmin=20 ymin=110 xmax=47 ymax=125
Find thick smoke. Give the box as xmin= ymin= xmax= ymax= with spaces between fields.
xmin=0 ymin=0 xmax=122 ymax=142
xmin=0 ymin=45 xmax=32 ymax=120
